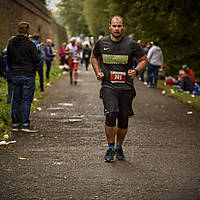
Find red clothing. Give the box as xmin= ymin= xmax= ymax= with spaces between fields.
xmin=59 ymin=46 xmax=66 ymax=58
xmin=185 ymin=69 xmax=196 ymax=84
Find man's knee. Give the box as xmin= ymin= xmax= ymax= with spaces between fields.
xmin=105 ymin=112 xmax=118 ymax=127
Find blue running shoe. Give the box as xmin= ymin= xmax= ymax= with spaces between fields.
xmin=116 ymin=146 xmax=125 ymax=160
xmin=105 ymin=147 xmax=115 ymax=162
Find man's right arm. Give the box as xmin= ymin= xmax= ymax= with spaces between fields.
xmin=90 ymin=52 xmax=104 ymax=80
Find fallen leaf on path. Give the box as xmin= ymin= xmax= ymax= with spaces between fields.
xmin=18 ymin=157 xmax=26 ymax=160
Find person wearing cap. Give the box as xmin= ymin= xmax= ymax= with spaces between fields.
xmin=182 ymin=64 xmax=196 ymax=85
xmin=66 ymin=38 xmax=80 ymax=85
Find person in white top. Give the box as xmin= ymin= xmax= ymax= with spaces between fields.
xmin=66 ymin=38 xmax=80 ymax=85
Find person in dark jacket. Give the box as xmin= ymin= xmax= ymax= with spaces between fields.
xmin=7 ymin=21 xmax=41 ymax=132
xmin=83 ymin=44 xmax=91 ymax=71
xmin=31 ymin=34 xmax=45 ymax=92
xmin=180 ymin=75 xmax=194 ymax=93
xmin=44 ymin=39 xmax=54 ymax=80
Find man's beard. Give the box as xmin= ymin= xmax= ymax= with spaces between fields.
xmin=112 ymin=32 xmax=123 ymax=38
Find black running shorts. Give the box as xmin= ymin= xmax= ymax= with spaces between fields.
xmin=100 ymin=87 xmax=136 ymax=117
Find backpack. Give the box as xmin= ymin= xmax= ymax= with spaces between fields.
xmin=0 ymin=51 xmax=7 ymax=79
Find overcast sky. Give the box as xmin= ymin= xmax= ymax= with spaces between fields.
xmin=46 ymin=0 xmax=61 ymax=12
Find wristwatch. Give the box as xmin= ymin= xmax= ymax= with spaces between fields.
xmin=133 ymin=68 xmax=139 ymax=75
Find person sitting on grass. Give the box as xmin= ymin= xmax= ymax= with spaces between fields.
xmin=182 ymin=64 xmax=196 ymax=85
xmin=178 ymin=69 xmax=193 ymax=93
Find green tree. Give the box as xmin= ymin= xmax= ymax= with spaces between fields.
xmin=106 ymin=0 xmax=200 ymax=77
xmin=56 ymin=0 xmax=200 ymax=77
xmin=83 ymin=0 xmax=109 ymax=39
xmin=57 ymin=0 xmax=89 ymax=36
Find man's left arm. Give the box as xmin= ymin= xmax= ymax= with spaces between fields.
xmin=128 ymin=55 xmax=148 ymax=78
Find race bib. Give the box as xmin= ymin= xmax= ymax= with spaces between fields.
xmin=85 ymin=54 xmax=89 ymax=58
xmin=110 ymin=71 xmax=126 ymax=83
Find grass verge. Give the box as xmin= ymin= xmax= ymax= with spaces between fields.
xmin=0 ymin=65 xmax=63 ymax=140
xmin=157 ymin=80 xmax=200 ymax=109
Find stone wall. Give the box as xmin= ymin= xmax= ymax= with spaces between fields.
xmin=0 ymin=0 xmax=67 ymax=63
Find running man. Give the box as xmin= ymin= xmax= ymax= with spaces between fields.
xmin=91 ymin=16 xmax=148 ymax=162
xmin=66 ymin=38 xmax=80 ymax=85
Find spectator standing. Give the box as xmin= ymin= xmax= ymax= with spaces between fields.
xmin=1 ymin=36 xmax=16 ymax=103
xmin=59 ymin=42 xmax=67 ymax=65
xmin=83 ymin=44 xmax=91 ymax=71
xmin=7 ymin=21 xmax=41 ymax=132
xmin=147 ymin=41 xmax=163 ymax=88
xmin=140 ymin=42 xmax=152 ymax=83
xmin=2 ymin=48 xmax=13 ymax=104
xmin=51 ymin=42 xmax=57 ymax=66
xmin=31 ymin=34 xmax=45 ymax=92
xmin=44 ymin=39 xmax=54 ymax=80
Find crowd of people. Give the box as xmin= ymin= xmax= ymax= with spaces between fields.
xmin=135 ymin=40 xmax=163 ymax=88
xmin=0 ymin=20 xmax=93 ymax=133
xmin=0 ymin=21 xmax=61 ymax=132
xmin=136 ymin=40 xmax=199 ymax=95
xmin=0 ymin=17 xmax=199 ymax=162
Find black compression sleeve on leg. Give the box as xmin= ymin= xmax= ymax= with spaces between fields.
xmin=117 ymin=113 xmax=128 ymax=129
xmin=105 ymin=112 xmax=118 ymax=127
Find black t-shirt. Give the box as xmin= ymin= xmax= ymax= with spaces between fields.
xmin=93 ymin=35 xmax=144 ymax=90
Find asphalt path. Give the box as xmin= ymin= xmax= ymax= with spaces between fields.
xmin=0 ymin=65 xmax=200 ymax=200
